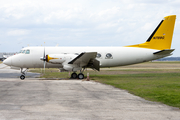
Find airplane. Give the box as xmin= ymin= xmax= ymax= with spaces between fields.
xmin=3 ymin=15 xmax=176 ymax=80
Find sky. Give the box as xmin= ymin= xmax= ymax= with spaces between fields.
xmin=0 ymin=0 xmax=180 ymax=56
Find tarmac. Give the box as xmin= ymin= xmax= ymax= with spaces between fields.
xmin=0 ymin=64 xmax=40 ymax=78
xmin=0 ymin=64 xmax=180 ymax=120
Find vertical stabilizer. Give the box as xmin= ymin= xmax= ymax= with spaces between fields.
xmin=126 ymin=15 xmax=176 ymax=50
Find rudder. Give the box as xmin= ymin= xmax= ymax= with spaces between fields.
xmin=127 ymin=15 xmax=176 ymax=50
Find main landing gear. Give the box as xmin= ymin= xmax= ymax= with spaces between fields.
xmin=70 ymin=68 xmax=85 ymax=79
xmin=71 ymin=72 xmax=84 ymax=79
xmin=20 ymin=68 xmax=28 ymax=80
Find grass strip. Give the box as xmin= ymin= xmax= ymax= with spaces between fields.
xmin=91 ymin=73 xmax=180 ymax=108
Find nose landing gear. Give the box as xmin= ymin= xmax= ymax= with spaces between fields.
xmin=20 ymin=75 xmax=25 ymax=80
xmin=20 ymin=68 xmax=28 ymax=80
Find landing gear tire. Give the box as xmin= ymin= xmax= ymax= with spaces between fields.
xmin=78 ymin=73 xmax=84 ymax=79
xmin=71 ymin=73 xmax=77 ymax=79
xmin=20 ymin=75 xmax=25 ymax=80
xmin=20 ymin=68 xmax=28 ymax=80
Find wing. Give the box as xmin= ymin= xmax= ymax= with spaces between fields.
xmin=68 ymin=52 xmax=100 ymax=71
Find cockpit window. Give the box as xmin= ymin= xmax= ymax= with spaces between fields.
xmin=25 ymin=50 xmax=30 ymax=54
xmin=22 ymin=50 xmax=25 ymax=53
xmin=19 ymin=50 xmax=23 ymax=53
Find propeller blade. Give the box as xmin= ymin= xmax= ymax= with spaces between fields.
xmin=43 ymin=47 xmax=46 ymax=61
xmin=40 ymin=47 xmax=47 ymax=74
xmin=43 ymin=47 xmax=46 ymax=73
xmin=44 ymin=60 xmax=46 ymax=73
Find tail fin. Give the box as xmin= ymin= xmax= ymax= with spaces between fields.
xmin=126 ymin=15 xmax=176 ymax=50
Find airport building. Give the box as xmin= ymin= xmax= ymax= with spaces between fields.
xmin=0 ymin=53 xmax=15 ymax=61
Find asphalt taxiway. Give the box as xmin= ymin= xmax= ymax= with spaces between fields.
xmin=0 ymin=64 xmax=180 ymax=120
xmin=0 ymin=64 xmax=40 ymax=78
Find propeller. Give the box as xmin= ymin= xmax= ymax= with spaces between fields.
xmin=40 ymin=47 xmax=47 ymax=73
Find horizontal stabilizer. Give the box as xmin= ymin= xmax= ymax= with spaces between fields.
xmin=153 ymin=49 xmax=174 ymax=55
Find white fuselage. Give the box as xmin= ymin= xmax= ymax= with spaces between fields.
xmin=5 ymin=46 xmax=167 ymax=69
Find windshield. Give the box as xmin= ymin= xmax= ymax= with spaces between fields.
xmin=25 ymin=50 xmax=30 ymax=54
xmin=19 ymin=50 xmax=23 ymax=53
xmin=22 ymin=50 xmax=25 ymax=53
xmin=19 ymin=49 xmax=30 ymax=54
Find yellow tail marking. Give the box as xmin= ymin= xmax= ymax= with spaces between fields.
xmin=126 ymin=15 xmax=176 ymax=50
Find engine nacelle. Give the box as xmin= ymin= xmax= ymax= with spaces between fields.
xmin=63 ymin=64 xmax=82 ymax=72
xmin=63 ymin=64 xmax=73 ymax=71
xmin=46 ymin=54 xmax=77 ymax=64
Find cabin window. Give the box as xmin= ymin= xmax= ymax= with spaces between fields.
xmin=25 ymin=50 xmax=30 ymax=54
xmin=96 ymin=53 xmax=101 ymax=58
xmin=106 ymin=53 xmax=113 ymax=59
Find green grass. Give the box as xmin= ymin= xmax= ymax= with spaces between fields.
xmin=30 ymin=67 xmax=180 ymax=108
xmin=30 ymin=68 xmax=70 ymax=78
xmin=91 ymin=73 xmax=180 ymax=108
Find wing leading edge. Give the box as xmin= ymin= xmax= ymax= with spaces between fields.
xmin=68 ymin=52 xmax=100 ymax=71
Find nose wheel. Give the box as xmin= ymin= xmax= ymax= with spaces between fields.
xmin=20 ymin=68 xmax=28 ymax=80
xmin=20 ymin=75 xmax=25 ymax=80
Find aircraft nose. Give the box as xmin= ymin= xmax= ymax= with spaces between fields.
xmin=3 ymin=57 xmax=12 ymax=66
